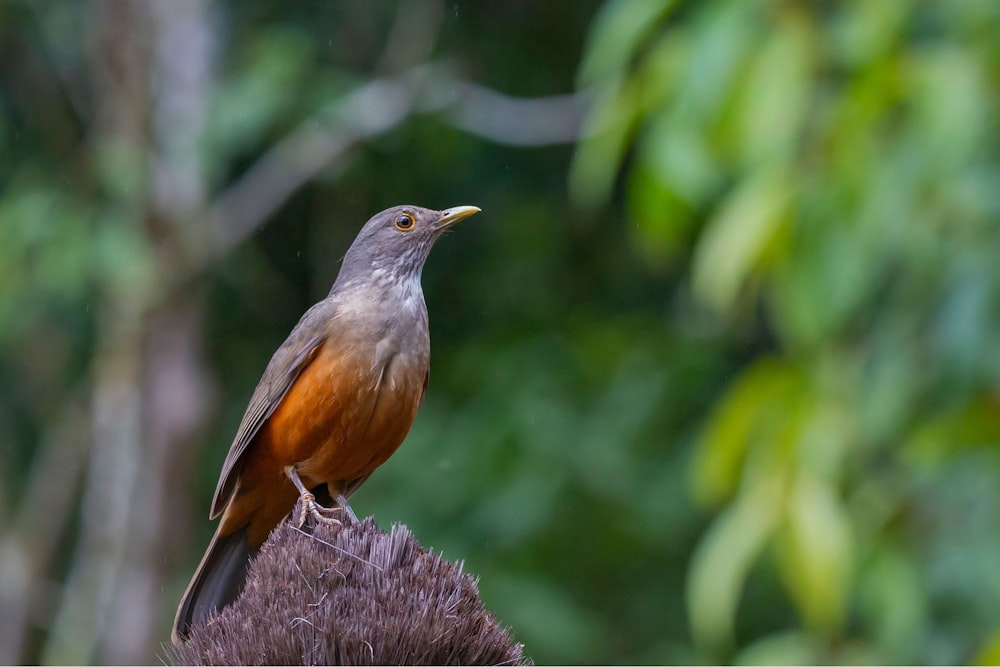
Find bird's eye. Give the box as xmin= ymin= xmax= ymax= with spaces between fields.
xmin=394 ymin=213 xmax=415 ymax=231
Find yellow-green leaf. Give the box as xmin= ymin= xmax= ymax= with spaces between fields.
xmin=577 ymin=0 xmax=679 ymax=87
xmin=688 ymin=473 xmax=785 ymax=649
xmin=692 ymin=168 xmax=791 ymax=313
xmin=778 ymin=473 xmax=853 ymax=634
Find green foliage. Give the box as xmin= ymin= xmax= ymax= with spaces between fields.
xmin=574 ymin=0 xmax=1000 ymax=662
xmin=3 ymin=0 xmax=1000 ymax=664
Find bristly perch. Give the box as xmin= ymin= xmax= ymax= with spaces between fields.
xmin=165 ymin=514 xmax=530 ymax=666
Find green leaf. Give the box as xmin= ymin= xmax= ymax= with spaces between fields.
xmin=905 ymin=396 xmax=1000 ymax=468
xmin=639 ymin=111 xmax=720 ymax=207
xmin=974 ymin=629 xmax=1000 ymax=666
xmin=678 ymin=0 xmax=760 ymax=120
xmin=569 ymin=76 xmax=644 ymax=208
xmin=625 ymin=162 xmax=695 ymax=267
xmin=907 ymin=46 xmax=990 ymax=175
xmin=857 ymin=544 xmax=927 ymax=662
xmin=777 ymin=473 xmax=853 ymax=635
xmin=832 ymin=0 xmax=908 ymax=67
xmin=734 ymin=630 xmax=823 ymax=665
xmin=733 ymin=13 xmax=813 ymax=167
xmin=688 ymin=473 xmax=784 ymax=649
xmin=691 ymin=167 xmax=791 ymax=313
xmin=577 ymin=0 xmax=679 ymax=87
xmin=692 ymin=358 xmax=807 ymax=505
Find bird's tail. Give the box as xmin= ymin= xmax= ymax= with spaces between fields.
xmin=171 ymin=523 xmax=257 ymax=645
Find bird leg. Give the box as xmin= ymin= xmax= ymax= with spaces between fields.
xmin=284 ymin=466 xmax=342 ymax=527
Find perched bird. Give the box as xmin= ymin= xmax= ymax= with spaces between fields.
xmin=172 ymin=204 xmax=481 ymax=644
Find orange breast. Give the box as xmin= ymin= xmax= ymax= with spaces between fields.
xmin=221 ymin=337 xmax=427 ymax=546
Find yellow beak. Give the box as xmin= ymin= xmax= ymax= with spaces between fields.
xmin=436 ymin=205 xmax=481 ymax=230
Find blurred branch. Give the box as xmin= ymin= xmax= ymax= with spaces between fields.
xmin=41 ymin=2 xmax=153 ymax=662
xmin=0 ymin=399 xmax=89 ymax=665
xmin=441 ymin=81 xmax=590 ymax=146
xmin=40 ymin=2 xmax=216 ymax=664
xmin=203 ymin=64 xmax=588 ymax=268
xmin=101 ymin=1 xmax=217 ymax=663
xmin=43 ymin=304 xmax=145 ymax=665
xmin=206 ymin=68 xmax=428 ymax=259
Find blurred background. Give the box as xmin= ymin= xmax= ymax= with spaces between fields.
xmin=2 ymin=0 xmax=1000 ymax=664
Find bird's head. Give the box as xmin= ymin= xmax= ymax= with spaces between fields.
xmin=334 ymin=205 xmax=481 ymax=291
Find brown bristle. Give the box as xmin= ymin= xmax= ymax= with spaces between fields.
xmin=164 ymin=514 xmax=530 ymax=666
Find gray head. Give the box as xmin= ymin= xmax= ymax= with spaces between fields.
xmin=332 ymin=204 xmax=480 ymax=293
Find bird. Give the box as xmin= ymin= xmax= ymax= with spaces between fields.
xmin=171 ymin=204 xmax=481 ymax=644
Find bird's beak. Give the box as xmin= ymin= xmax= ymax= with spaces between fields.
xmin=435 ymin=205 xmax=481 ymax=231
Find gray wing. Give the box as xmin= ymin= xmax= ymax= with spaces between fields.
xmin=209 ymin=301 xmax=334 ymax=519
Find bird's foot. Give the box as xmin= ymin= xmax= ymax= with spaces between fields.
xmin=296 ymin=491 xmax=342 ymax=528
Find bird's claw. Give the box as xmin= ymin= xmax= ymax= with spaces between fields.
xmin=296 ymin=491 xmax=342 ymax=528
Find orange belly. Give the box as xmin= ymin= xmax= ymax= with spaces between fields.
xmin=220 ymin=338 xmax=427 ymax=545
